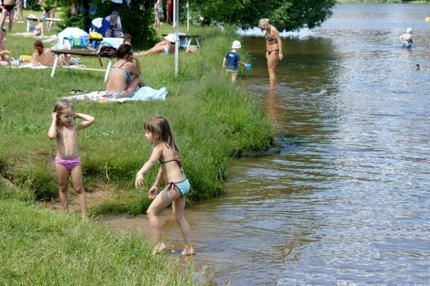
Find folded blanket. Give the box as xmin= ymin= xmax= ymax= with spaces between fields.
xmin=64 ymin=87 xmax=168 ymax=102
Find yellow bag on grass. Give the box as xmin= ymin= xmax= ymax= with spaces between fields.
xmin=20 ymin=55 xmax=33 ymax=62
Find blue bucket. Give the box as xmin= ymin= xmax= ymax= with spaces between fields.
xmin=80 ymin=35 xmax=90 ymax=48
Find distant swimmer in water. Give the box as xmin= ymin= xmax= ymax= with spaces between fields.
xmin=399 ymin=28 xmax=413 ymax=48
xmin=416 ymin=63 xmax=430 ymax=71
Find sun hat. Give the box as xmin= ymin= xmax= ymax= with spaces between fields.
xmin=406 ymin=27 xmax=412 ymax=33
xmin=232 ymin=40 xmax=242 ymax=49
xmin=164 ymin=33 xmax=177 ymax=43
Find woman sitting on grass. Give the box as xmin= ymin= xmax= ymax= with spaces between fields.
xmin=105 ymin=43 xmax=147 ymax=99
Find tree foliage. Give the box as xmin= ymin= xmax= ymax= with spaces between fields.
xmin=58 ymin=0 xmax=158 ymax=48
xmin=190 ymin=0 xmax=337 ymax=32
xmin=57 ymin=0 xmax=336 ymax=46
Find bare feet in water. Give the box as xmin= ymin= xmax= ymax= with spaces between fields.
xmin=153 ymin=243 xmax=195 ymax=256
xmin=152 ymin=242 xmax=169 ymax=254
xmin=181 ymin=247 xmax=195 ymax=256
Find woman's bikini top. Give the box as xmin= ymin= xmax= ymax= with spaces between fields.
xmin=111 ymin=61 xmax=131 ymax=80
xmin=265 ymin=26 xmax=277 ymax=42
xmin=265 ymin=32 xmax=276 ymax=42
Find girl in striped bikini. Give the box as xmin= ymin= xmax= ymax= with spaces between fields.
xmin=135 ymin=116 xmax=195 ymax=256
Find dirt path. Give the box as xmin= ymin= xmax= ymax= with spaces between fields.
xmin=43 ymin=191 xmax=171 ymax=239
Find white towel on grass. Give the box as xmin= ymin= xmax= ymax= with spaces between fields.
xmin=64 ymin=87 xmax=168 ymax=102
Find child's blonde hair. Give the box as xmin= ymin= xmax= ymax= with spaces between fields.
xmin=53 ymin=99 xmax=74 ymax=130
xmin=144 ymin=116 xmax=180 ymax=156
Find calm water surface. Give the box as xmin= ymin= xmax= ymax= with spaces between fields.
xmin=109 ymin=4 xmax=430 ymax=285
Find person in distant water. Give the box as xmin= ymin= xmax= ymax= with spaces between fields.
xmin=0 ymin=0 xmax=17 ymax=32
xmin=0 ymin=29 xmax=11 ymax=66
xmin=399 ymin=27 xmax=413 ymax=48
xmin=258 ymin=18 xmax=283 ymax=90
xmin=48 ymin=99 xmax=95 ymax=219
xmin=222 ymin=40 xmax=248 ymax=82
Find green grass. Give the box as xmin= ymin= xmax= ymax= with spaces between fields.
xmin=1 ymin=12 xmax=271 ymax=284
xmin=1 ymin=12 xmax=274 ymax=215
xmin=0 ymin=198 xmax=203 ymax=285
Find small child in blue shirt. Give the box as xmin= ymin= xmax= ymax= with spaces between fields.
xmin=222 ymin=40 xmax=248 ymax=82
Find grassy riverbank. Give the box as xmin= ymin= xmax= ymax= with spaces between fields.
xmin=0 ymin=10 xmax=272 ymax=285
xmin=0 ymin=198 xmax=203 ymax=285
xmin=1 ymin=13 xmax=273 ymax=214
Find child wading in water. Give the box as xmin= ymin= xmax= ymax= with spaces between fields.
xmin=222 ymin=40 xmax=248 ymax=82
xmin=48 ymin=99 xmax=95 ymax=218
xmin=135 ymin=116 xmax=195 ymax=256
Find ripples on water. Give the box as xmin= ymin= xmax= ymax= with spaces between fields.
xmin=107 ymin=4 xmax=430 ymax=285
xmin=182 ymin=4 xmax=430 ymax=285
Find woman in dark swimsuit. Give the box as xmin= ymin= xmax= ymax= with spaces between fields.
xmin=41 ymin=0 xmax=56 ymax=31
xmin=0 ymin=0 xmax=16 ymax=32
xmin=258 ymin=18 xmax=283 ymax=90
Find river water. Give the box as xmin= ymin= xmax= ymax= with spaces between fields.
xmin=106 ymin=3 xmax=430 ymax=285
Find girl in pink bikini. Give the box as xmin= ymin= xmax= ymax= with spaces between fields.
xmin=48 ymin=99 xmax=95 ymax=218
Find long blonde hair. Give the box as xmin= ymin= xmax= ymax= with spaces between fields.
xmin=144 ymin=116 xmax=180 ymax=157
xmin=53 ymin=99 xmax=74 ymax=131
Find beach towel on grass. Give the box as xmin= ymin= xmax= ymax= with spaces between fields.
xmin=64 ymin=87 xmax=168 ymax=102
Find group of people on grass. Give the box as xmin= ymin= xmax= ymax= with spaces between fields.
xmin=1 ymin=0 xmax=54 ymax=33
xmin=1 ymin=3 xmax=421 ymax=257
xmin=42 ymin=18 xmax=283 ymax=258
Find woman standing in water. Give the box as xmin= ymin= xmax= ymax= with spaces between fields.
xmin=258 ymin=18 xmax=283 ymax=90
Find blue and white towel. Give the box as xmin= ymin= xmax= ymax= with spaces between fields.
xmin=64 ymin=87 xmax=168 ymax=102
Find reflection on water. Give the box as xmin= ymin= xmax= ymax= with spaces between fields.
xmin=190 ymin=3 xmax=430 ymax=285
xmin=105 ymin=4 xmax=430 ymax=285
